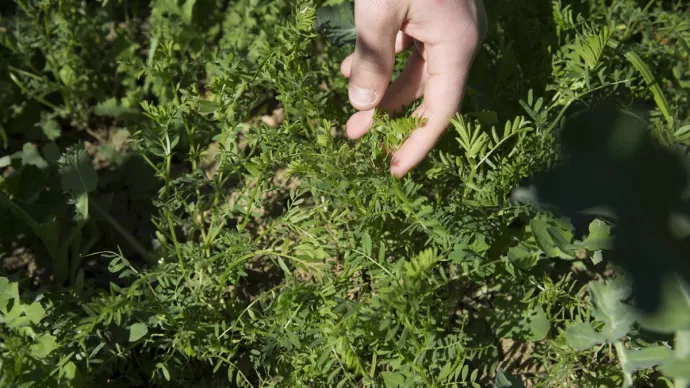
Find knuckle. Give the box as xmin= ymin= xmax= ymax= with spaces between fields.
xmin=355 ymin=0 xmax=404 ymax=33
xmin=358 ymin=0 xmax=395 ymax=13
xmin=355 ymin=0 xmax=394 ymax=22
xmin=442 ymin=1 xmax=488 ymax=46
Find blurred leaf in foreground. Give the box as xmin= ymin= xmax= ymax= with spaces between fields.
xmin=524 ymin=104 xmax=690 ymax=312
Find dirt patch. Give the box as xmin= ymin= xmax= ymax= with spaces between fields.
xmin=498 ymin=338 xmax=545 ymax=387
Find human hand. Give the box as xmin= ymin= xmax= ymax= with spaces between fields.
xmin=341 ymin=0 xmax=487 ymax=177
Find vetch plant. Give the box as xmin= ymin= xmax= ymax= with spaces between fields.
xmin=0 ymin=0 xmax=689 ymax=387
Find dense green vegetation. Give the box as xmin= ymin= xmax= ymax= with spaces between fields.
xmin=1 ymin=0 xmax=689 ymax=386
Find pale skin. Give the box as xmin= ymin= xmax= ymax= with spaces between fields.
xmin=340 ymin=0 xmax=488 ymax=177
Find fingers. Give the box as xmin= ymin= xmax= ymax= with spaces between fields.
xmin=388 ymin=0 xmax=487 ymax=177
xmin=346 ymin=50 xmax=428 ymax=140
xmin=341 ymin=31 xmax=415 ymax=78
xmin=395 ymin=30 xmax=415 ymax=55
xmin=346 ymin=109 xmax=376 ymax=139
xmin=341 ymin=0 xmax=487 ymax=177
xmin=389 ymin=41 xmax=477 ymax=177
xmin=348 ymin=0 xmax=406 ymax=111
xmin=379 ymin=49 xmax=427 ymax=114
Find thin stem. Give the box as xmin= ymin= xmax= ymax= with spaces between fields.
xmin=91 ymin=200 xmax=154 ymax=264
xmin=166 ymin=208 xmax=184 ymax=270
xmin=614 ymin=341 xmax=632 ymax=387
xmin=351 ymin=248 xmax=393 ymax=276
xmin=239 ymin=179 xmax=262 ymax=233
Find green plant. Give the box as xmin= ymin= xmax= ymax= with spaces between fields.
xmin=0 ymin=276 xmax=78 ymax=386
xmin=1 ymin=0 xmax=689 ymax=387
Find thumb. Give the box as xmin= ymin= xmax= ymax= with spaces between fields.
xmin=348 ymin=1 xmax=404 ymax=111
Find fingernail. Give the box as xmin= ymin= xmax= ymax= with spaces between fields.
xmin=349 ymin=85 xmax=377 ymax=106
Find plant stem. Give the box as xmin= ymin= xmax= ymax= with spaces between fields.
xmin=614 ymin=341 xmax=632 ymax=387
xmin=675 ymin=330 xmax=690 ymax=388
xmin=91 ymin=200 xmax=154 ymax=264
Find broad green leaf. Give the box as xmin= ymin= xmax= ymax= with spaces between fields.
xmin=381 ymin=371 xmax=405 ymax=388
xmin=468 ymin=233 xmax=490 ymax=252
xmin=0 ymin=277 xmax=19 ymax=311
xmin=591 ymin=250 xmax=604 ymax=265
xmin=636 ymin=276 xmax=690 ymax=333
xmin=530 ymin=219 xmax=575 ymax=259
xmin=495 ymin=369 xmax=525 ymax=388
xmin=59 ymin=66 xmax=74 ymax=86
xmin=622 ymin=346 xmax=673 ymax=372
xmin=507 ymin=243 xmax=540 ymax=270
xmin=24 ymin=301 xmax=46 ymax=324
xmin=40 ymin=117 xmax=61 ymax=141
xmin=529 ymin=220 xmax=558 ymax=257
xmin=20 ymin=143 xmax=48 ymax=169
xmin=60 ymin=361 xmax=77 ymax=380
xmin=4 ymin=299 xmax=29 ymax=329
xmin=566 ymin=322 xmax=602 ymax=350
xmin=58 ymin=65 xmax=75 ymax=86
xmin=546 ymin=225 xmax=577 ymax=259
xmin=129 ymin=323 xmax=149 ymax=342
xmin=578 ymin=219 xmax=613 ymax=251
xmin=31 ymin=333 xmax=58 ymax=358
xmin=589 ymin=275 xmax=635 ymax=342
xmin=315 ymin=2 xmax=356 ymax=47
xmin=677 ymin=330 xmax=690 ymax=359
xmin=525 ymin=307 xmax=550 ymax=342
xmin=660 ymin=358 xmax=690 ymax=379
xmin=653 ymin=376 xmax=674 ymax=388
xmin=58 ymin=145 xmax=98 ymax=222
xmin=244 ymin=162 xmax=261 ymax=178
